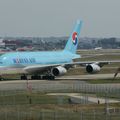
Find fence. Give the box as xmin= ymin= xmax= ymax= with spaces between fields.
xmin=0 ymin=83 xmax=119 ymax=105
xmin=0 ymin=109 xmax=120 ymax=120
xmin=0 ymin=83 xmax=119 ymax=119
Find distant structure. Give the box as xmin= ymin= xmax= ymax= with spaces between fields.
xmin=3 ymin=39 xmax=32 ymax=50
xmin=0 ymin=39 xmax=5 ymax=48
xmin=0 ymin=37 xmax=119 ymax=51
xmin=94 ymin=47 xmax=102 ymax=50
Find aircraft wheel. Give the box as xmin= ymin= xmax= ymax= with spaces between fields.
xmin=21 ymin=75 xmax=27 ymax=80
xmin=42 ymin=75 xmax=55 ymax=80
xmin=31 ymin=75 xmax=41 ymax=80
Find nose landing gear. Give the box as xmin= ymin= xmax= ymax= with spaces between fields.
xmin=20 ymin=74 xmax=55 ymax=80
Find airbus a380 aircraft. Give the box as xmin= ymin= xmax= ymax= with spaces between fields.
xmin=0 ymin=20 xmax=119 ymax=80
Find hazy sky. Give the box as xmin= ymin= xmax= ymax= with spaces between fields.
xmin=0 ymin=0 xmax=120 ymax=37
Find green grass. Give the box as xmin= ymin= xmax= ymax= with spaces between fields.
xmin=77 ymin=49 xmax=120 ymax=54
xmin=0 ymin=91 xmax=119 ymax=120
xmin=0 ymin=92 xmax=69 ymax=105
xmin=0 ymin=103 xmax=119 ymax=120
xmin=85 ymin=78 xmax=120 ymax=84
xmin=76 ymin=54 xmax=120 ymax=62
xmin=97 ymin=92 xmax=120 ymax=99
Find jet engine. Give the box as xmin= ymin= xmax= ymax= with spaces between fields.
xmin=52 ymin=66 xmax=67 ymax=76
xmin=86 ymin=64 xmax=101 ymax=73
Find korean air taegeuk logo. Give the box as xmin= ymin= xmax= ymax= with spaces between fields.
xmin=72 ymin=32 xmax=78 ymax=45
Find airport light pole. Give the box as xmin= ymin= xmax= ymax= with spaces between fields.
xmin=26 ymin=79 xmax=32 ymax=104
xmin=105 ymin=90 xmax=109 ymax=115
xmin=26 ymin=79 xmax=32 ymax=93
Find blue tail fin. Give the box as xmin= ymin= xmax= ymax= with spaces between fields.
xmin=64 ymin=20 xmax=83 ymax=54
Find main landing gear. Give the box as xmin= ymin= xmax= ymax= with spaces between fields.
xmin=31 ymin=75 xmax=55 ymax=80
xmin=21 ymin=74 xmax=27 ymax=80
xmin=20 ymin=74 xmax=55 ymax=80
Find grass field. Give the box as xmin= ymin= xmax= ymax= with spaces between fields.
xmin=0 ymin=91 xmax=119 ymax=120
xmin=0 ymin=105 xmax=120 ymax=120
xmin=77 ymin=49 xmax=120 ymax=63
xmin=84 ymin=78 xmax=120 ymax=84
xmin=77 ymin=49 xmax=120 ymax=54
xmin=0 ymin=92 xmax=69 ymax=105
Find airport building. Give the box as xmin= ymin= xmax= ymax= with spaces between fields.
xmin=3 ymin=39 xmax=33 ymax=50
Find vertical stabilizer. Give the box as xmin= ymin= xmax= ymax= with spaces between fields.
xmin=64 ymin=20 xmax=83 ymax=54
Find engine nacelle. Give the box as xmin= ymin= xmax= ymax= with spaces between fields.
xmin=52 ymin=66 xmax=67 ymax=76
xmin=86 ymin=64 xmax=101 ymax=73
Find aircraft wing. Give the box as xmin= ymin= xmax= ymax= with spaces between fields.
xmin=23 ymin=60 xmax=120 ymax=74
xmin=65 ymin=60 xmax=120 ymax=67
